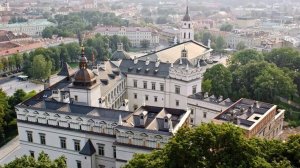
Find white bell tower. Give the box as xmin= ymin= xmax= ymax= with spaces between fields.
xmin=179 ymin=1 xmax=194 ymax=43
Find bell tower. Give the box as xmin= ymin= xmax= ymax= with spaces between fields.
xmin=179 ymin=0 xmax=194 ymax=43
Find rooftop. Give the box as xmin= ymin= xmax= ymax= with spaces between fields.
xmin=139 ymin=40 xmax=211 ymax=63
xmin=214 ymin=98 xmax=275 ymax=129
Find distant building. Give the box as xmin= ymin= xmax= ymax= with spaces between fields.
xmin=0 ymin=0 xmax=10 ymax=12
xmin=213 ymin=98 xmax=284 ymax=139
xmin=0 ymin=19 xmax=56 ymax=36
xmin=94 ymin=26 xmax=159 ymax=47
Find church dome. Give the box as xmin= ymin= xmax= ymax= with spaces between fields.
xmin=73 ymin=47 xmax=97 ymax=87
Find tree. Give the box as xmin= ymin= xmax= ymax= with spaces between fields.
xmin=202 ymin=79 xmax=212 ymax=93
xmin=13 ymin=54 xmax=23 ymax=70
xmin=0 ymin=58 xmax=8 ymax=72
xmin=29 ymin=55 xmax=52 ymax=80
xmin=59 ymin=46 xmax=70 ymax=63
xmin=253 ymin=66 xmax=296 ymax=101
xmin=264 ymin=47 xmax=300 ymax=70
xmin=203 ymin=64 xmax=232 ymax=98
xmin=236 ymin=41 xmax=247 ymax=50
xmin=125 ymin=123 xmax=299 ymax=168
xmin=8 ymin=89 xmax=26 ymax=107
xmin=140 ymin=40 xmax=150 ymax=49
xmin=0 ymin=151 xmax=67 ymax=168
xmin=214 ymin=36 xmax=225 ymax=53
xmin=42 ymin=27 xmax=54 ymax=38
xmin=65 ymin=43 xmax=80 ymax=62
xmin=230 ymin=49 xmax=263 ymax=66
xmin=220 ymin=23 xmax=233 ymax=32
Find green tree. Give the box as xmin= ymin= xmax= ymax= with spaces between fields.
xmin=0 ymin=151 xmax=67 ymax=168
xmin=29 ymin=55 xmax=52 ymax=80
xmin=214 ymin=36 xmax=225 ymax=53
xmin=42 ymin=27 xmax=54 ymax=38
xmin=220 ymin=23 xmax=233 ymax=32
xmin=140 ymin=40 xmax=150 ymax=49
xmin=125 ymin=123 xmax=299 ymax=168
xmin=13 ymin=53 xmax=23 ymax=70
xmin=264 ymin=47 xmax=300 ymax=70
xmin=230 ymin=49 xmax=263 ymax=66
xmin=202 ymin=79 xmax=212 ymax=93
xmin=65 ymin=43 xmax=80 ymax=62
xmin=236 ymin=41 xmax=247 ymax=50
xmin=203 ymin=64 xmax=232 ymax=97
xmin=1 ymin=58 xmax=8 ymax=71
xmin=8 ymin=89 xmax=26 ymax=107
xmin=253 ymin=66 xmax=296 ymax=101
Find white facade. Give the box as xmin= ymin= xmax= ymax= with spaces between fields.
xmin=0 ymin=19 xmax=56 ymax=36
xmin=94 ymin=26 xmax=159 ymax=47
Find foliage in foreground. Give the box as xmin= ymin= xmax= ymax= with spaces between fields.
xmin=125 ymin=123 xmax=300 ymax=168
xmin=0 ymin=151 xmax=66 ymax=168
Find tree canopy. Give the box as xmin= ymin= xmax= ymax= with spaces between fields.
xmin=125 ymin=123 xmax=300 ymax=168
xmin=0 ymin=151 xmax=67 ymax=168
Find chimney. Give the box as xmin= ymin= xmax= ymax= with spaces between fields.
xmin=208 ymin=39 xmax=211 ymax=48
xmin=140 ymin=111 xmax=148 ymax=126
xmin=204 ymin=92 xmax=209 ymax=98
xmin=186 ymin=63 xmax=189 ymax=70
xmin=164 ymin=114 xmax=172 ymax=129
xmin=145 ymin=57 xmax=150 ymax=65
xmin=155 ymin=59 xmax=160 ymax=67
xmin=197 ymin=60 xmax=201 ymax=68
xmin=255 ymin=101 xmax=260 ymax=108
xmin=118 ymin=114 xmax=123 ymax=126
xmin=117 ymin=42 xmax=123 ymax=51
xmin=171 ymin=62 xmax=174 ymax=68
xmin=218 ymin=95 xmax=223 ymax=102
xmin=236 ymin=116 xmax=241 ymax=126
xmin=134 ymin=56 xmax=138 ymax=64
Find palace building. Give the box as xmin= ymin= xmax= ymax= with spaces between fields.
xmin=15 ymin=4 xmax=284 ymax=168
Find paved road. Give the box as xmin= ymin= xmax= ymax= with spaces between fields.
xmin=0 ymin=136 xmax=21 ymax=165
xmin=0 ymin=78 xmax=44 ymax=96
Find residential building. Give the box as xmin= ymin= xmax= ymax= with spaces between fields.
xmin=94 ymin=26 xmax=159 ymax=47
xmin=213 ymin=98 xmax=285 ymax=139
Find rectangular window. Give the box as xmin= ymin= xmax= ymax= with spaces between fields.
xmin=99 ymin=165 xmax=105 ymax=168
xmin=160 ymin=83 xmax=164 ymax=91
xmin=76 ymin=160 xmax=82 ymax=168
xmin=151 ymin=82 xmax=156 ymax=90
xmin=143 ymin=81 xmax=147 ymax=89
xmin=113 ymin=146 xmax=116 ymax=158
xmin=74 ymin=140 xmax=80 ymax=151
xmin=145 ymin=95 xmax=148 ymax=101
xmin=191 ymin=109 xmax=194 ymax=115
xmin=133 ymin=80 xmax=137 ymax=88
xmin=27 ymin=131 xmax=33 ymax=142
xmin=133 ymin=104 xmax=138 ymax=110
xmin=39 ymin=133 xmax=46 ymax=145
xmin=60 ymin=137 xmax=66 ymax=149
xmin=154 ymin=96 xmax=158 ymax=102
xmin=98 ymin=144 xmax=105 ymax=156
xmin=203 ymin=112 xmax=207 ymax=118
xmin=175 ymin=86 xmax=180 ymax=94
xmin=134 ymin=93 xmax=137 ymax=99
xmin=192 ymin=85 xmax=197 ymax=94
xmin=29 ymin=151 xmax=34 ymax=158
xmin=75 ymin=95 xmax=78 ymax=101
xmin=176 ymin=100 xmax=179 ymax=106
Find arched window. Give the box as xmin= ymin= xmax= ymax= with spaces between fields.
xmin=184 ymin=32 xmax=186 ymax=39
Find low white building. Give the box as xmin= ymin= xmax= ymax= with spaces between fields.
xmin=94 ymin=26 xmax=159 ymax=47
xmin=0 ymin=19 xmax=56 ymax=36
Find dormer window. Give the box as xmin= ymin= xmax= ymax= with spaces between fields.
xmin=140 ymin=115 xmax=144 ymax=120
xmin=164 ymin=118 xmax=168 ymax=122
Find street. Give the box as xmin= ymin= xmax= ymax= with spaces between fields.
xmin=0 ymin=136 xmax=22 ymax=165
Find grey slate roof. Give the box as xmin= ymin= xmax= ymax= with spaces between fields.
xmin=119 ymin=59 xmax=170 ymax=78
xmin=111 ymin=51 xmax=131 ymax=61
xmin=79 ymin=139 xmax=96 ymax=156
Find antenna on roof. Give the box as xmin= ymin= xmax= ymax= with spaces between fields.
xmin=118 ymin=114 xmax=123 ymax=126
